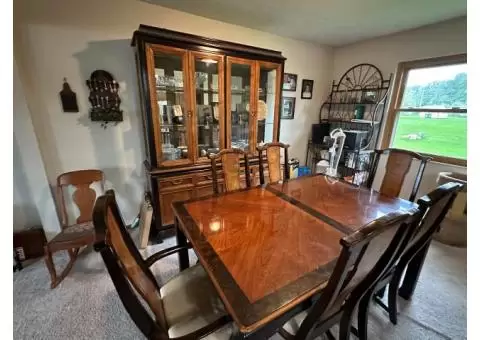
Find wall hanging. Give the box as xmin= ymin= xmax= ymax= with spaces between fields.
xmin=86 ymin=70 xmax=123 ymax=129
xmin=282 ymin=73 xmax=297 ymax=91
xmin=301 ymin=79 xmax=314 ymax=99
xmin=59 ymin=78 xmax=79 ymax=112
xmin=281 ymin=97 xmax=296 ymax=119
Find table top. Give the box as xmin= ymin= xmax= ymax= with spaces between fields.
xmin=172 ymin=174 xmax=418 ymax=333
xmin=269 ymin=175 xmax=418 ymax=233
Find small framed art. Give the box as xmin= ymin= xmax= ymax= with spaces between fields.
xmin=301 ymin=79 xmax=314 ymax=99
xmin=281 ymin=97 xmax=296 ymax=119
xmin=282 ymin=73 xmax=297 ymax=91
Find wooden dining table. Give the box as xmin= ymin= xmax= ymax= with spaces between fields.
xmin=171 ymin=174 xmax=419 ymax=338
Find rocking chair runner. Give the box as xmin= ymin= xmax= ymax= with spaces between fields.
xmin=44 ymin=169 xmax=105 ymax=288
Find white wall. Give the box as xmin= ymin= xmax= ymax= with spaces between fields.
xmin=13 ymin=58 xmax=61 ymax=239
xmin=14 ymin=0 xmax=333 ymax=223
xmin=332 ymin=17 xmax=467 ymax=198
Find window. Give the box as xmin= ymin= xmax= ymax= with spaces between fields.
xmin=382 ymin=54 xmax=467 ymax=166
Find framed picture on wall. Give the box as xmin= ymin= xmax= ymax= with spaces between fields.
xmin=281 ymin=97 xmax=296 ymax=119
xmin=301 ymin=79 xmax=314 ymax=99
xmin=282 ymin=73 xmax=298 ymax=91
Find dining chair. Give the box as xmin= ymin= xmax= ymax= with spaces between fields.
xmin=93 ymin=190 xmax=234 ymax=339
xmin=44 ymin=169 xmax=105 ymax=288
xmin=208 ymin=148 xmax=251 ymax=194
xmin=366 ymin=148 xmax=431 ymax=202
xmin=257 ymin=142 xmax=290 ymax=185
xmin=361 ymin=181 xmax=463 ymax=335
xmin=279 ymin=210 xmax=416 ymax=340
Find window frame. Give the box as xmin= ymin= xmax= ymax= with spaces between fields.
xmin=381 ymin=54 xmax=467 ymax=167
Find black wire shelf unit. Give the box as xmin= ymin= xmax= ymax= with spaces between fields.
xmin=306 ymin=63 xmax=392 ymax=185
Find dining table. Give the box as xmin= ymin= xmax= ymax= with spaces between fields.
xmin=171 ymin=173 xmax=420 ymax=339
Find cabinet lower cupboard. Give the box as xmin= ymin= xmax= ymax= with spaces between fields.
xmin=132 ymin=25 xmax=285 ymax=231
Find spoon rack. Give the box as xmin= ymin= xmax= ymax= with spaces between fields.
xmin=86 ymin=70 xmax=123 ymax=127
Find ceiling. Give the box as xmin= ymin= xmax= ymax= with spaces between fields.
xmin=143 ymin=0 xmax=466 ymax=46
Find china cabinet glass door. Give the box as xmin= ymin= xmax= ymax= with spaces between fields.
xmin=190 ymin=52 xmax=225 ymax=162
xmin=256 ymin=62 xmax=281 ymax=146
xmin=226 ymin=57 xmax=256 ymax=153
xmin=146 ymin=44 xmax=193 ymax=166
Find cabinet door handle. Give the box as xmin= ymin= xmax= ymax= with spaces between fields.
xmin=187 ymin=110 xmax=193 ymax=118
xmin=172 ymin=179 xmax=183 ymax=185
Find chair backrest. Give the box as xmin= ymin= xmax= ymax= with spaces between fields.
xmin=404 ymin=181 xmax=463 ymax=257
xmin=257 ymin=142 xmax=290 ymax=185
xmin=208 ymin=148 xmax=251 ymax=194
xmin=93 ymin=190 xmax=167 ymax=339
xmin=295 ymin=210 xmax=416 ymax=339
xmin=366 ymin=148 xmax=431 ymax=202
xmin=57 ymin=169 xmax=105 ymax=228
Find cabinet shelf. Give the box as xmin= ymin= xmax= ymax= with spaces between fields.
xmin=156 ymin=86 xmax=221 ymax=93
xmin=325 ymin=102 xmax=376 ymax=106
xmin=321 ymin=118 xmax=380 ymax=124
xmin=331 ymin=87 xmax=390 ymax=93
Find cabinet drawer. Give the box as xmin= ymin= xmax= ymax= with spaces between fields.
xmin=159 ymin=189 xmax=194 ymax=226
xmin=196 ymin=185 xmax=215 ymax=198
xmin=158 ymin=175 xmax=194 ymax=192
xmin=195 ymin=172 xmax=215 ymax=185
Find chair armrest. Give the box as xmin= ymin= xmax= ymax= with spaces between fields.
xmin=172 ymin=315 xmax=232 ymax=340
xmin=144 ymin=244 xmax=192 ymax=267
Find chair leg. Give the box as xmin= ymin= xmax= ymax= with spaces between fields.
xmin=44 ymin=246 xmax=58 ymax=289
xmin=45 ymin=247 xmax=80 ymax=289
xmin=387 ymin=269 xmax=405 ymax=325
xmin=387 ymin=283 xmax=398 ymax=325
xmin=358 ymin=291 xmax=373 ymax=340
xmin=339 ymin=307 xmax=354 ymax=340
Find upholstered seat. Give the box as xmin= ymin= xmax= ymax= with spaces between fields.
xmin=93 ymin=190 xmax=235 ymax=339
xmin=161 ymin=264 xmax=236 ymax=339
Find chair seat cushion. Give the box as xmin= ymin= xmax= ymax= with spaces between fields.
xmin=160 ymin=264 xmax=235 ymax=339
xmin=47 ymin=222 xmax=96 ymax=249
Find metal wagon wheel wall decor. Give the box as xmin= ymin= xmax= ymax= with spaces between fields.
xmin=320 ymin=63 xmax=392 ymax=150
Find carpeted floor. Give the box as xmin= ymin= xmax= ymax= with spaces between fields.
xmin=13 ymin=232 xmax=466 ymax=340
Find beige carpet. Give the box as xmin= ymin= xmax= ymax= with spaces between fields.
xmin=13 ymin=233 xmax=466 ymax=339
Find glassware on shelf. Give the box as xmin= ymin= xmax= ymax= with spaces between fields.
xmin=230 ymin=62 xmax=252 ymax=152
xmin=193 ymin=55 xmax=222 ymax=158
xmin=154 ymin=51 xmax=189 ymax=163
xmin=257 ymin=64 xmax=279 ymax=145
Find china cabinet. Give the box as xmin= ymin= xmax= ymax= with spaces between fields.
xmin=132 ymin=25 xmax=285 ymax=231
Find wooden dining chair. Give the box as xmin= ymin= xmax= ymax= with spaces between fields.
xmin=257 ymin=142 xmax=290 ymax=185
xmin=279 ymin=210 xmax=416 ymax=340
xmin=93 ymin=190 xmax=234 ymax=339
xmin=366 ymin=148 xmax=431 ymax=202
xmin=208 ymin=148 xmax=251 ymax=194
xmin=44 ymin=169 xmax=105 ymax=288
xmin=362 ymin=181 xmax=463 ymax=335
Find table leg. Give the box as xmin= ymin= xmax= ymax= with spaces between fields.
xmin=175 ymin=217 xmax=189 ymax=271
xmin=399 ymin=241 xmax=430 ymax=300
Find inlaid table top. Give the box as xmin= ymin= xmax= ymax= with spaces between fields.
xmin=172 ymin=174 xmax=418 ymax=333
xmin=269 ymin=175 xmax=418 ymax=233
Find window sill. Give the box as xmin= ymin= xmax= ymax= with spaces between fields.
xmin=423 ymin=154 xmax=466 ymax=167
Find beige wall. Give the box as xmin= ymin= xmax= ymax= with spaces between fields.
xmin=13 ymin=58 xmax=61 ymax=238
xmin=332 ymin=17 xmax=467 ymax=198
xmin=14 ymin=0 xmax=333 ymax=223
